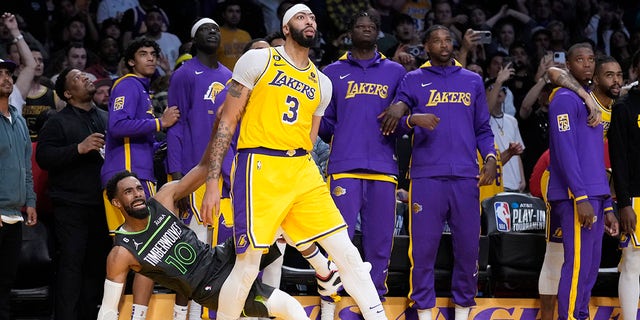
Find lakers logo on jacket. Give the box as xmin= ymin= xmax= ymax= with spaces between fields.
xmin=203 ymin=82 xmax=226 ymax=103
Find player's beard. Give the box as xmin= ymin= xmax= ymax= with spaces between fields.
xmin=606 ymin=85 xmax=620 ymax=99
xmin=125 ymin=200 xmax=150 ymax=219
xmin=290 ymin=25 xmax=316 ymax=48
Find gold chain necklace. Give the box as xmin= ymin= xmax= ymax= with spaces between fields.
xmin=492 ymin=114 xmax=504 ymax=136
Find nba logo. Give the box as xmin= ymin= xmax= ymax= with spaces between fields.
xmin=494 ymin=202 xmax=511 ymax=232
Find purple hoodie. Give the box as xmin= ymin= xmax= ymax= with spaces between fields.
xmin=547 ymin=87 xmax=610 ymax=202
xmin=319 ymin=52 xmax=406 ymax=175
xmin=394 ymin=60 xmax=495 ymax=179
xmin=101 ymin=74 xmax=160 ymax=185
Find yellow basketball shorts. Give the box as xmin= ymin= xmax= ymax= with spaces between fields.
xmin=231 ymin=148 xmax=347 ymax=253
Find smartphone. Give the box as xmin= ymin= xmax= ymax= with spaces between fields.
xmin=553 ymin=51 xmax=566 ymax=64
xmin=475 ymin=30 xmax=492 ymax=44
xmin=502 ymin=56 xmax=514 ymax=68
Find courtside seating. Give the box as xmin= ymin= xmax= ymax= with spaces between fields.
xmin=481 ymin=192 xmax=547 ymax=297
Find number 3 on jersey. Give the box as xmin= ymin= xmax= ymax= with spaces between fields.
xmin=282 ymin=95 xmax=299 ymax=124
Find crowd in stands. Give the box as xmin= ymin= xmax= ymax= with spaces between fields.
xmin=2 ymin=0 xmax=640 ymax=319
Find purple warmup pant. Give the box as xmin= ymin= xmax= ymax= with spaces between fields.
xmin=329 ymin=177 xmax=397 ymax=298
xmin=552 ymin=198 xmax=605 ymax=320
xmin=408 ymin=177 xmax=480 ymax=309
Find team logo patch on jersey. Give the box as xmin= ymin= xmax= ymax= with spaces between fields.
xmin=113 ymin=96 xmax=125 ymax=111
xmin=557 ymin=114 xmax=570 ymax=132
xmin=412 ymin=202 xmax=423 ymax=213
xmin=494 ymin=201 xmax=512 ymax=232
xmin=237 ymin=234 xmax=248 ymax=249
xmin=203 ymin=82 xmax=226 ymax=103
xmin=273 ymin=55 xmax=285 ymax=66
xmin=332 ymin=186 xmax=346 ymax=197
xmin=553 ymin=227 xmax=563 ymax=239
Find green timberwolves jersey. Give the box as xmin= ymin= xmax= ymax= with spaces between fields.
xmin=114 ymin=198 xmax=233 ymax=301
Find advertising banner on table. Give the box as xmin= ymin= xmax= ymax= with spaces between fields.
xmin=118 ymin=295 xmax=628 ymax=320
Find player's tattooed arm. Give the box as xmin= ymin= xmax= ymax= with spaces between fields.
xmin=206 ymin=121 xmax=233 ymax=182
xmin=227 ymin=80 xmax=243 ymax=98
xmin=547 ymin=67 xmax=601 ymax=126
xmin=198 ymin=79 xmax=249 ymax=225
xmin=206 ymin=80 xmax=249 ymax=182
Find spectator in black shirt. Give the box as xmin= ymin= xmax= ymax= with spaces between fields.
xmin=36 ymin=67 xmax=112 ymax=320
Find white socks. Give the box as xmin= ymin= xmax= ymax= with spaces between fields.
xmin=418 ymin=309 xmax=432 ymax=320
xmin=455 ymin=305 xmax=470 ymax=320
xmin=262 ymin=241 xmax=286 ymax=288
xmin=320 ymin=299 xmax=336 ymax=320
xmin=131 ymin=304 xmax=148 ymax=320
xmin=619 ymin=247 xmax=640 ymax=320
xmin=187 ymin=301 xmax=201 ymax=320
xmin=173 ymin=304 xmax=188 ymax=320
xmin=303 ymin=246 xmax=331 ymax=278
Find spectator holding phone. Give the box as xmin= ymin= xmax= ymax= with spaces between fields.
xmin=387 ymin=13 xmax=427 ymax=71
xmin=458 ymin=29 xmax=489 ymax=68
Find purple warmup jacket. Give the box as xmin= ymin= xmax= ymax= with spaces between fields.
xmin=166 ymin=58 xmax=235 ymax=187
xmin=547 ymin=88 xmax=610 ymax=202
xmin=319 ymin=52 xmax=406 ymax=175
xmin=394 ymin=60 xmax=494 ymax=179
xmin=101 ymin=74 xmax=160 ymax=185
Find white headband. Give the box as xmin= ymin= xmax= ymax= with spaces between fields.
xmin=282 ymin=4 xmax=312 ymax=27
xmin=191 ymin=18 xmax=219 ymax=38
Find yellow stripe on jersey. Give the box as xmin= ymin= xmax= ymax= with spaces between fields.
xmin=541 ymin=169 xmax=550 ymax=203
xmin=407 ymin=180 xmax=417 ymax=309
xmin=548 ymin=86 xmax=562 ymax=102
xmin=620 ymin=197 xmax=640 ymax=247
xmin=568 ymin=199 xmax=582 ymax=320
xmin=145 ymin=180 xmax=156 ymax=196
xmin=124 ymin=137 xmax=131 ymax=171
xmin=574 ymin=195 xmax=588 ymax=202
xmin=541 ymin=169 xmax=553 ymax=240
xmin=589 ymin=91 xmax=612 ymax=137
xmin=238 ymin=47 xmax=321 ymax=151
xmin=112 ymin=73 xmax=137 ymax=88
xmin=420 ymin=59 xmax=463 ymax=69
xmin=330 ymin=173 xmax=398 ymax=184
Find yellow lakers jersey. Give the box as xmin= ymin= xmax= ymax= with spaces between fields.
xmin=479 ymin=143 xmax=504 ymax=201
xmin=238 ymin=47 xmax=321 ymax=151
xmin=599 ymin=102 xmax=612 ymax=137
xmin=590 ymin=91 xmax=612 ymax=137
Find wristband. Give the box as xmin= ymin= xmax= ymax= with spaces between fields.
xmin=484 ymin=154 xmax=497 ymax=164
xmin=406 ymin=114 xmax=414 ymax=129
xmin=12 ymin=35 xmax=24 ymax=43
xmin=575 ymin=195 xmax=588 ymax=203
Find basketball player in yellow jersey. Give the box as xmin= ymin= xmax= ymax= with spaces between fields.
xmin=200 ymin=4 xmax=388 ymax=320
xmin=478 ymin=142 xmax=524 ymax=202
